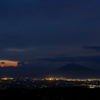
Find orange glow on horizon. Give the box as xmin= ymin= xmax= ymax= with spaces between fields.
xmin=0 ymin=60 xmax=18 ymax=67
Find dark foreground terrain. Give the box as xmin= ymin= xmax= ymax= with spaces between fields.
xmin=0 ymin=87 xmax=100 ymax=100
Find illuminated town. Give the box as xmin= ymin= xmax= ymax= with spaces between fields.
xmin=0 ymin=76 xmax=100 ymax=89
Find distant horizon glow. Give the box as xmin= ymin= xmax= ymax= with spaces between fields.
xmin=0 ymin=60 xmax=18 ymax=67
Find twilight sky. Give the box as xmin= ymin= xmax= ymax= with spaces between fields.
xmin=0 ymin=0 xmax=100 ymax=69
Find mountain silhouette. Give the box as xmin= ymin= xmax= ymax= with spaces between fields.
xmin=48 ymin=63 xmax=100 ymax=78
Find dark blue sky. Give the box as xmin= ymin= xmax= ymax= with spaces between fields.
xmin=0 ymin=0 xmax=100 ymax=69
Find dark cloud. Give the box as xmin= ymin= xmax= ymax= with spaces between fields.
xmin=38 ymin=55 xmax=100 ymax=63
xmin=83 ymin=45 xmax=100 ymax=51
xmin=1 ymin=62 xmax=5 ymax=64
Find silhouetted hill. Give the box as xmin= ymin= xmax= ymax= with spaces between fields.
xmin=48 ymin=63 xmax=100 ymax=78
xmin=0 ymin=63 xmax=100 ymax=78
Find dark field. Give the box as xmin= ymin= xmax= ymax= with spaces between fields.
xmin=0 ymin=87 xmax=100 ymax=100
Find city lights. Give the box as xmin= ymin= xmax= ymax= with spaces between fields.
xmin=0 ymin=76 xmax=100 ymax=89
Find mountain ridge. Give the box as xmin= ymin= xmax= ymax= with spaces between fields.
xmin=47 ymin=63 xmax=100 ymax=78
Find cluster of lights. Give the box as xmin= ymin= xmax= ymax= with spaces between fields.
xmin=1 ymin=77 xmax=100 ymax=82
xmin=1 ymin=77 xmax=13 ymax=81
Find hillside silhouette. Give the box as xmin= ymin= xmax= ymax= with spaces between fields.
xmin=48 ymin=63 xmax=100 ymax=78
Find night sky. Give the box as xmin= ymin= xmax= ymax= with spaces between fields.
xmin=0 ymin=0 xmax=100 ymax=70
